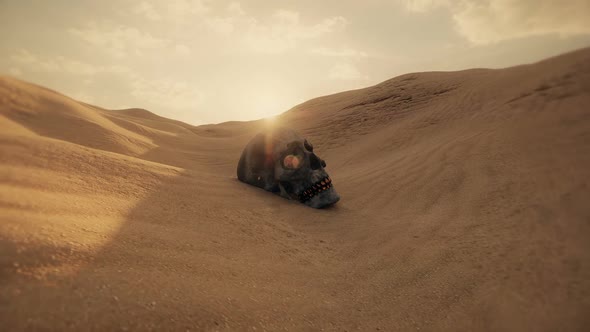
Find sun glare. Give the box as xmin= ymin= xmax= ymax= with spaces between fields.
xmin=254 ymin=95 xmax=283 ymax=116
xmin=264 ymin=114 xmax=278 ymax=127
xmin=246 ymin=85 xmax=295 ymax=123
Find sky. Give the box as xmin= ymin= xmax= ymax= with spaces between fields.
xmin=1 ymin=0 xmax=589 ymax=125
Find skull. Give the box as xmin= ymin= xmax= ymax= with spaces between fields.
xmin=237 ymin=127 xmax=340 ymax=208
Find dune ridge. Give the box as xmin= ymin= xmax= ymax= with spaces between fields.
xmin=1 ymin=47 xmax=589 ymax=331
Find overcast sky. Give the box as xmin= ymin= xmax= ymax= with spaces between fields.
xmin=1 ymin=0 xmax=589 ymax=124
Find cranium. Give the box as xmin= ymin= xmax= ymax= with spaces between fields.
xmin=237 ymin=127 xmax=340 ymax=208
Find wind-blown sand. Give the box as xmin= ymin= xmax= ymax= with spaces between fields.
xmin=1 ymin=48 xmax=589 ymax=331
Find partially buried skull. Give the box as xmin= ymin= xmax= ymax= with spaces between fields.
xmin=237 ymin=127 xmax=340 ymax=208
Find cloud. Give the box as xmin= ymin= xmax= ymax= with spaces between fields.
xmin=130 ymin=1 xmax=234 ymax=35
xmin=310 ymin=47 xmax=369 ymax=58
xmin=167 ymin=0 xmax=209 ymax=18
xmin=328 ymin=63 xmax=366 ymax=81
xmin=133 ymin=1 xmax=161 ymax=21
xmin=10 ymin=49 xmax=58 ymax=72
xmin=69 ymin=22 xmax=167 ymax=57
xmin=204 ymin=17 xmax=235 ymax=35
xmin=130 ymin=77 xmax=204 ymax=111
xmin=241 ymin=10 xmax=348 ymax=53
xmin=128 ymin=2 xmax=348 ymax=54
xmin=453 ymin=0 xmax=590 ymax=44
xmin=402 ymin=0 xmax=449 ymax=12
xmin=227 ymin=2 xmax=245 ymax=16
xmin=174 ymin=44 xmax=192 ymax=56
xmin=10 ymin=49 xmax=130 ymax=76
xmin=9 ymin=49 xmax=203 ymax=117
xmin=132 ymin=0 xmax=208 ymax=23
xmin=401 ymin=0 xmax=590 ymax=44
xmin=8 ymin=67 xmax=23 ymax=77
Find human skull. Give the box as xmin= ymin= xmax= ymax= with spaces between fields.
xmin=237 ymin=127 xmax=340 ymax=208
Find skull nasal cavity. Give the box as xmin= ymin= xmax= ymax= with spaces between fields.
xmin=310 ymin=154 xmax=322 ymax=170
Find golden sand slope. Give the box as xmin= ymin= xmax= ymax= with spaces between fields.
xmin=1 ymin=48 xmax=589 ymax=331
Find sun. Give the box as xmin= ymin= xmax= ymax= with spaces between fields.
xmin=252 ymin=93 xmax=284 ymax=119
xmin=263 ymin=114 xmax=279 ymax=128
xmin=244 ymin=82 xmax=297 ymax=122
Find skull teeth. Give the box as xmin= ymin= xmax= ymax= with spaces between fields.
xmin=299 ymin=176 xmax=334 ymax=202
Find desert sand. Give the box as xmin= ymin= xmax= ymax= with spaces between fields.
xmin=1 ymin=48 xmax=589 ymax=331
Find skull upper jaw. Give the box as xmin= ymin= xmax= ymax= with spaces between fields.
xmin=303 ymin=186 xmax=340 ymax=208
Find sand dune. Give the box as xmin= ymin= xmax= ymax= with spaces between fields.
xmin=1 ymin=48 xmax=589 ymax=331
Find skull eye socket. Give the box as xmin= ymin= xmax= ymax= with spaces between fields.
xmin=283 ymin=154 xmax=302 ymax=169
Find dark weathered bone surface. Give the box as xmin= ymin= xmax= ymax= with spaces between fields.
xmin=237 ymin=127 xmax=340 ymax=208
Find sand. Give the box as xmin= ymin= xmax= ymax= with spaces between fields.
xmin=1 ymin=47 xmax=589 ymax=331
